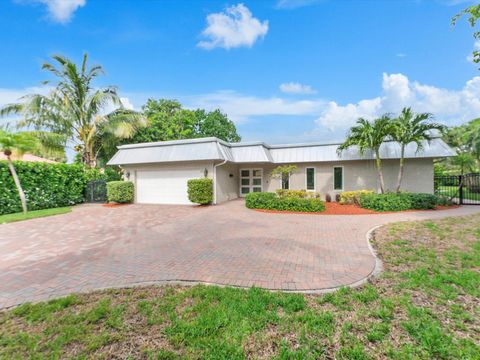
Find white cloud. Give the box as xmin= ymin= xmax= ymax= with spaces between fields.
xmin=279 ymin=82 xmax=317 ymax=94
xmin=120 ymin=97 xmax=134 ymax=110
xmin=183 ymin=90 xmax=326 ymax=123
xmin=396 ymin=53 xmax=407 ymax=58
xmin=17 ymin=0 xmax=85 ymax=23
xmin=316 ymin=73 xmax=480 ymax=131
xmin=197 ymin=3 xmax=268 ymax=50
xmin=466 ymin=40 xmax=480 ymax=62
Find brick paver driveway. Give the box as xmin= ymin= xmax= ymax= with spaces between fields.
xmin=1 ymin=200 xmax=480 ymax=308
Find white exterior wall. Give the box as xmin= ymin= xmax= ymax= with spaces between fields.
xmin=215 ymin=162 xmax=239 ymax=203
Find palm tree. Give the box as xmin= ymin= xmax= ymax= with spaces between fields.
xmin=391 ymin=108 xmax=445 ymax=192
xmin=0 ymin=130 xmax=38 ymax=214
xmin=338 ymin=115 xmax=393 ymax=193
xmin=0 ymin=54 xmax=146 ymax=168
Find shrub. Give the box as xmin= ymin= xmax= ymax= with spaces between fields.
xmin=359 ymin=193 xmax=411 ymax=212
xmin=107 ymin=181 xmax=134 ymax=203
xmin=435 ymin=195 xmax=453 ymax=207
xmin=339 ymin=190 xmax=375 ymax=205
xmin=276 ymin=189 xmax=321 ymax=199
xmin=245 ymin=192 xmax=325 ymax=212
xmin=359 ymin=192 xmax=442 ymax=212
xmin=187 ymin=178 xmax=213 ymax=205
xmin=0 ymin=161 xmax=87 ymax=215
xmin=85 ymin=167 xmax=121 ymax=182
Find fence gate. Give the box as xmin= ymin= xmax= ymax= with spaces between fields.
xmin=85 ymin=180 xmax=107 ymax=203
xmin=434 ymin=173 xmax=480 ymax=205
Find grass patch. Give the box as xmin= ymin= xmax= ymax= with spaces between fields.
xmin=0 ymin=214 xmax=479 ymax=358
xmin=0 ymin=207 xmax=71 ymax=224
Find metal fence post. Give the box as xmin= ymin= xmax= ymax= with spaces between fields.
xmin=459 ymin=175 xmax=463 ymax=205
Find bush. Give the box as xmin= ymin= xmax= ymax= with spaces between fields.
xmin=339 ymin=190 xmax=374 ymax=205
xmin=85 ymin=167 xmax=121 ymax=182
xmin=107 ymin=181 xmax=134 ymax=203
xmin=245 ymin=192 xmax=325 ymax=212
xmin=0 ymin=161 xmax=87 ymax=215
xmin=359 ymin=192 xmax=441 ymax=212
xmin=359 ymin=193 xmax=411 ymax=212
xmin=187 ymin=178 xmax=213 ymax=205
xmin=276 ymin=189 xmax=321 ymax=199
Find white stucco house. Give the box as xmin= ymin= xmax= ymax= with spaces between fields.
xmin=107 ymin=137 xmax=455 ymax=205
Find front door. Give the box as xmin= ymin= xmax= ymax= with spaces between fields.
xmin=240 ymin=168 xmax=263 ymax=196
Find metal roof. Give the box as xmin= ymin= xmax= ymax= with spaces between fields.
xmin=107 ymin=136 xmax=456 ymax=166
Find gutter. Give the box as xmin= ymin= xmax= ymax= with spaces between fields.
xmin=213 ymin=143 xmax=228 ymax=205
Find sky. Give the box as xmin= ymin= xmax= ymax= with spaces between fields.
xmin=0 ymin=0 xmax=479 ymax=148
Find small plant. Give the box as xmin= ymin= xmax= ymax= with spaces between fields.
xmin=270 ymin=165 xmax=297 ymax=189
xmin=325 ymin=194 xmax=332 ymax=202
xmin=339 ymin=190 xmax=375 ymax=205
xmin=276 ymin=189 xmax=307 ymax=198
xmin=187 ymin=178 xmax=213 ymax=205
xmin=107 ymin=181 xmax=134 ymax=203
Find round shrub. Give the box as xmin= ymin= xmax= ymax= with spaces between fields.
xmin=187 ymin=178 xmax=213 ymax=205
xmin=339 ymin=190 xmax=374 ymax=205
xmin=107 ymin=181 xmax=134 ymax=203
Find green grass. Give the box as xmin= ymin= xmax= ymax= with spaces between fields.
xmin=435 ymin=185 xmax=480 ymax=201
xmin=0 ymin=214 xmax=479 ymax=358
xmin=0 ymin=207 xmax=72 ymax=224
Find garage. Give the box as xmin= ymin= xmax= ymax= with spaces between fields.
xmin=135 ymin=168 xmax=201 ymax=205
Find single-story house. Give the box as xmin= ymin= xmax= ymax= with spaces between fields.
xmin=107 ymin=137 xmax=455 ymax=205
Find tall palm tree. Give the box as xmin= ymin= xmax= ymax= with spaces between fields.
xmin=0 ymin=54 xmax=146 ymax=168
xmin=0 ymin=129 xmax=64 ymax=214
xmin=391 ymin=108 xmax=445 ymax=192
xmin=338 ymin=115 xmax=393 ymax=193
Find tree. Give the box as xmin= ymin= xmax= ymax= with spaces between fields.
xmin=444 ymin=119 xmax=480 ymax=173
xmin=270 ymin=165 xmax=297 ymax=190
xmin=0 ymin=53 xmax=146 ymax=168
xmin=338 ymin=116 xmax=393 ymax=193
xmin=193 ymin=109 xmax=241 ymax=142
xmin=452 ymin=3 xmax=480 ymax=66
xmin=0 ymin=129 xmax=63 ymax=214
xmin=391 ymin=107 xmax=445 ymax=192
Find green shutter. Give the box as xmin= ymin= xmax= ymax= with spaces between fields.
xmin=306 ymin=168 xmax=315 ymax=190
xmin=334 ymin=167 xmax=343 ymax=190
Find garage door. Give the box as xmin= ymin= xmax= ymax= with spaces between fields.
xmin=136 ymin=169 xmax=201 ymax=205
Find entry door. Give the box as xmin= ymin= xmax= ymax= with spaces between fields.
xmin=240 ymin=169 xmax=263 ymax=196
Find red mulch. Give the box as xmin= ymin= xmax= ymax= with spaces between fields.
xmin=102 ymin=203 xmax=131 ymax=208
xmin=254 ymin=202 xmax=458 ymax=216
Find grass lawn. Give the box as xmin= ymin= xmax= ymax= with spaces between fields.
xmin=0 ymin=207 xmax=72 ymax=224
xmin=0 ymin=215 xmax=479 ymax=359
xmin=435 ymin=185 xmax=480 ymax=201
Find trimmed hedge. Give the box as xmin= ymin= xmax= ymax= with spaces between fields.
xmin=359 ymin=192 xmax=440 ymax=212
xmin=187 ymin=178 xmax=213 ymax=205
xmin=245 ymin=192 xmax=326 ymax=212
xmin=107 ymin=181 xmax=134 ymax=203
xmin=0 ymin=161 xmax=86 ymax=215
xmin=339 ymin=190 xmax=374 ymax=205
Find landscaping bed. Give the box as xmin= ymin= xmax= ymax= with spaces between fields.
xmin=0 ymin=213 xmax=478 ymax=358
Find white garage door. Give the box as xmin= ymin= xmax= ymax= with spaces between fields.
xmin=136 ymin=169 xmax=201 ymax=205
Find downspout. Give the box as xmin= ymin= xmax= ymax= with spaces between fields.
xmin=213 ymin=143 xmax=228 ymax=205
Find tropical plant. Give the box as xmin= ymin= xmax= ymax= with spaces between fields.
xmin=443 ymin=118 xmax=480 ymax=173
xmin=338 ymin=115 xmax=393 ymax=193
xmin=452 ymin=3 xmax=480 ymax=66
xmin=0 ymin=130 xmax=39 ymax=213
xmin=270 ymin=165 xmax=297 ymax=190
xmin=0 ymin=53 xmax=146 ymax=168
xmin=391 ymin=107 xmax=445 ymax=192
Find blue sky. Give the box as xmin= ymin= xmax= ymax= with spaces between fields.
xmin=1 ymin=0 xmax=479 ymax=146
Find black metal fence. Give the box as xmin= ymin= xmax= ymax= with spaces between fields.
xmin=434 ymin=173 xmax=480 ymax=205
xmin=85 ymin=180 xmax=107 ymax=203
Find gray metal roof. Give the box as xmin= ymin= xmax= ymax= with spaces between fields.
xmin=107 ymin=136 xmax=456 ymax=166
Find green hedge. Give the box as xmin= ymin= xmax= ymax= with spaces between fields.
xmin=107 ymin=181 xmax=134 ymax=203
xmin=0 ymin=161 xmax=123 ymax=215
xmin=359 ymin=192 xmax=440 ymax=212
xmin=0 ymin=161 xmax=86 ymax=215
xmin=245 ymin=192 xmax=325 ymax=212
xmin=187 ymin=178 xmax=213 ymax=205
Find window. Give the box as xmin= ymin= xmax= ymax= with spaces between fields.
xmin=333 ymin=166 xmax=343 ymax=191
xmin=282 ymin=174 xmax=289 ymax=190
xmin=306 ymin=168 xmax=315 ymax=190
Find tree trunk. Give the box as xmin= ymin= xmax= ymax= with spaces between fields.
xmin=396 ymin=145 xmax=405 ymax=193
xmin=375 ymin=151 xmax=386 ymax=194
xmin=7 ymin=156 xmax=28 ymax=214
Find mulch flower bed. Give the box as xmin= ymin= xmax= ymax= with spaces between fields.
xmin=254 ymin=202 xmax=458 ymax=215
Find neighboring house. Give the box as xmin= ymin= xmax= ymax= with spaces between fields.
xmin=0 ymin=153 xmax=58 ymax=163
xmin=107 ymin=137 xmax=455 ymax=205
